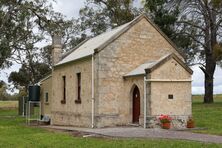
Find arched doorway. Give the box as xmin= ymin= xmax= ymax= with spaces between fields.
xmin=132 ymin=86 xmax=140 ymax=123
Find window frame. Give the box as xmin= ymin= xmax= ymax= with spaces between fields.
xmin=45 ymin=92 xmax=49 ymax=103
xmin=61 ymin=75 xmax=66 ymax=104
xmin=75 ymin=72 xmax=81 ymax=104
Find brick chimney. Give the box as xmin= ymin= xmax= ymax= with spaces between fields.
xmin=52 ymin=35 xmax=62 ymax=66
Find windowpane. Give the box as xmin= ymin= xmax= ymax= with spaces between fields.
xmin=77 ymin=73 xmax=81 ymax=103
xmin=62 ymin=76 xmax=66 ymax=102
xmin=45 ymin=92 xmax=48 ymax=103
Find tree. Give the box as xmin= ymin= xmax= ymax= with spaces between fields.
xmin=0 ymin=0 xmax=45 ymax=67
xmin=79 ymin=0 xmax=139 ymax=36
xmin=0 ymin=0 xmax=85 ymax=93
xmin=0 ymin=0 xmax=77 ymax=68
xmin=177 ymin=0 xmax=222 ymax=103
xmin=144 ymin=0 xmax=222 ymax=103
xmin=144 ymin=0 xmax=196 ymax=64
xmin=8 ymin=62 xmax=51 ymax=91
xmin=0 ymin=80 xmax=4 ymax=88
xmin=0 ymin=81 xmax=9 ymax=100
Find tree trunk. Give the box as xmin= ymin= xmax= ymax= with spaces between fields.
xmin=204 ymin=53 xmax=216 ymax=103
xmin=204 ymin=72 xmax=214 ymax=103
xmin=203 ymin=6 xmax=217 ymax=104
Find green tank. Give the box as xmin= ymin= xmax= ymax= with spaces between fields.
xmin=28 ymin=85 xmax=40 ymax=101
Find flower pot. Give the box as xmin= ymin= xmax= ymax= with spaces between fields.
xmin=187 ymin=122 xmax=195 ymax=128
xmin=162 ymin=122 xmax=171 ymax=129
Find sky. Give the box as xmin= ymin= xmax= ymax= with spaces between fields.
xmin=0 ymin=0 xmax=222 ymax=94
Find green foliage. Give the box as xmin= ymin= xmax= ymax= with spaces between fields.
xmin=144 ymin=0 xmax=178 ymax=37
xmin=0 ymin=82 xmax=7 ymax=100
xmin=0 ymin=82 xmax=21 ymax=101
xmin=0 ymin=0 xmax=80 ymax=68
xmin=8 ymin=62 xmax=51 ymax=90
xmin=0 ymin=0 xmax=48 ymax=67
xmin=79 ymin=0 xmax=139 ymax=36
xmin=213 ymin=43 xmax=222 ymax=61
xmin=0 ymin=80 xmax=5 ymax=88
xmin=212 ymin=0 xmax=222 ymax=8
xmin=144 ymin=0 xmax=195 ymax=64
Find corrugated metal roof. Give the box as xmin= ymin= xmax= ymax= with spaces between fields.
xmin=55 ymin=13 xmax=185 ymax=66
xmin=124 ymin=61 xmax=157 ymax=77
xmin=124 ymin=54 xmax=172 ymax=77
xmin=56 ymin=22 xmax=131 ymax=66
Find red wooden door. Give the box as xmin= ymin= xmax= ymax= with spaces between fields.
xmin=133 ymin=86 xmax=140 ymax=123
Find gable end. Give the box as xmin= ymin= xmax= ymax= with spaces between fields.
xmin=145 ymin=53 xmax=193 ymax=74
xmin=95 ymin=14 xmax=185 ymax=59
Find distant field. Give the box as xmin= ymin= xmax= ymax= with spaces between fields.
xmin=192 ymin=94 xmax=222 ymax=103
xmin=0 ymin=101 xmax=18 ymax=109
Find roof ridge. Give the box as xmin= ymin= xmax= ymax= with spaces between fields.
xmin=60 ymin=14 xmax=142 ymax=58
xmin=92 ymin=21 xmax=132 ymax=39
xmin=95 ymin=14 xmax=146 ymax=52
xmin=56 ymin=13 xmax=185 ymax=66
xmin=58 ymin=21 xmax=134 ymax=66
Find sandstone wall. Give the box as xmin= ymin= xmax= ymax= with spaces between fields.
xmin=95 ymin=18 xmax=185 ymax=127
xmin=48 ymin=17 xmax=191 ymax=128
xmin=51 ymin=57 xmax=92 ymax=127
xmin=40 ymin=76 xmax=52 ymax=117
xmin=149 ymin=58 xmax=192 ymax=116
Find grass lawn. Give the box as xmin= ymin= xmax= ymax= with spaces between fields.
xmin=0 ymin=99 xmax=222 ymax=147
xmin=192 ymin=94 xmax=222 ymax=135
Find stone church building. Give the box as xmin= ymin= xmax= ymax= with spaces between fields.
xmin=39 ymin=14 xmax=193 ymax=128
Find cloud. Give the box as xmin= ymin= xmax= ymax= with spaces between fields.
xmin=192 ymin=65 xmax=222 ymax=94
xmin=191 ymin=65 xmax=204 ymax=87
xmin=0 ymin=63 xmax=21 ymax=83
xmin=53 ymin=0 xmax=85 ymax=19
xmin=192 ymin=86 xmax=204 ymax=95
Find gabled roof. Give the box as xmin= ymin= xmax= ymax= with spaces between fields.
xmin=124 ymin=61 xmax=157 ymax=77
xmin=124 ymin=53 xmax=193 ymax=78
xmin=56 ymin=13 xmax=184 ymax=66
xmin=56 ymin=22 xmax=131 ymax=66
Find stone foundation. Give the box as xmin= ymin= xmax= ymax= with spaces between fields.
xmin=51 ymin=111 xmax=91 ymax=127
xmin=146 ymin=115 xmax=189 ymax=129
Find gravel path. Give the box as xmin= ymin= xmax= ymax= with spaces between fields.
xmin=44 ymin=126 xmax=222 ymax=144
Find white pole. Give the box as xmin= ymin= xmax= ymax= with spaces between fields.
xmin=144 ymin=77 xmax=147 ymax=128
xmin=22 ymin=97 xmax=25 ymax=116
xmin=91 ymin=54 xmax=95 ymax=128
xmin=26 ymin=99 xmax=28 ymax=124
xmin=39 ymin=101 xmax=41 ymax=125
xmin=28 ymin=101 xmax=30 ymax=125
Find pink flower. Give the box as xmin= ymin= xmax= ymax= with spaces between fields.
xmin=158 ymin=114 xmax=172 ymax=123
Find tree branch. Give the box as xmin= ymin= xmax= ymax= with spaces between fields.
xmin=199 ymin=65 xmax=210 ymax=77
xmin=177 ymin=20 xmax=205 ymax=31
xmin=181 ymin=31 xmax=207 ymax=48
